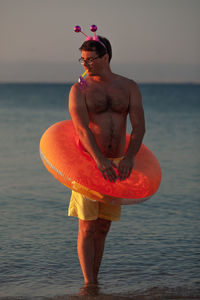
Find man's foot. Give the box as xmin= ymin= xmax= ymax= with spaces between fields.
xmin=79 ymin=282 xmax=100 ymax=296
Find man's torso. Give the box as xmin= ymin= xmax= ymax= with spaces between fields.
xmin=83 ymin=74 xmax=132 ymax=158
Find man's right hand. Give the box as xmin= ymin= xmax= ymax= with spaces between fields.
xmin=96 ymin=158 xmax=118 ymax=183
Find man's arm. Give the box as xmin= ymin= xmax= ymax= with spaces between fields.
xmin=118 ymin=81 xmax=145 ymax=181
xmin=69 ymin=84 xmax=117 ymax=182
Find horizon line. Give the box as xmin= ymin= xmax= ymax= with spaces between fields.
xmin=0 ymin=80 xmax=199 ymax=85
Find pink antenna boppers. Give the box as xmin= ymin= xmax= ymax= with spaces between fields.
xmin=74 ymin=25 xmax=88 ymax=38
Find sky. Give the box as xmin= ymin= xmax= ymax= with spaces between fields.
xmin=0 ymin=0 xmax=199 ymax=83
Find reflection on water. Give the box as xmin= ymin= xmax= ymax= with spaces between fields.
xmin=13 ymin=286 xmax=199 ymax=300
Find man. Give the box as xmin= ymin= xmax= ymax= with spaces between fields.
xmin=68 ymin=35 xmax=145 ymax=285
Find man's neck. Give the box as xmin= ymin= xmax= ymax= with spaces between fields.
xmin=90 ymin=68 xmax=113 ymax=83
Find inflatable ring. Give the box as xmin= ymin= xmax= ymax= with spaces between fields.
xmin=40 ymin=120 xmax=161 ymax=205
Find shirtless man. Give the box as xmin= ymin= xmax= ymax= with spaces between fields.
xmin=68 ymin=35 xmax=145 ymax=286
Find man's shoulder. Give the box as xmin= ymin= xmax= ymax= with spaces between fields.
xmin=70 ymin=82 xmax=86 ymax=95
xmin=114 ymin=74 xmax=139 ymax=90
xmin=69 ymin=82 xmax=86 ymax=103
xmin=70 ymin=82 xmax=81 ymax=92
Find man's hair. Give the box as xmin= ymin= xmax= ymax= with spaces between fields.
xmin=79 ymin=36 xmax=112 ymax=63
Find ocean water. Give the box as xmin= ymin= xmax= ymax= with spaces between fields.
xmin=0 ymin=83 xmax=200 ymax=300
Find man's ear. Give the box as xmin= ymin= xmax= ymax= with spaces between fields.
xmin=103 ymin=53 xmax=110 ymax=64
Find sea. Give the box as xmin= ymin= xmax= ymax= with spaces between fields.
xmin=0 ymin=82 xmax=199 ymax=300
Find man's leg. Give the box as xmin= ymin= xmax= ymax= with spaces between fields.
xmin=94 ymin=218 xmax=111 ymax=282
xmin=77 ymin=218 xmax=111 ymax=284
xmin=77 ymin=219 xmax=96 ymax=284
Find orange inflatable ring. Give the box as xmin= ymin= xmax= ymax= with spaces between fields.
xmin=40 ymin=120 xmax=161 ymax=205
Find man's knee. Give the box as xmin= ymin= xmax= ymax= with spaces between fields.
xmin=78 ymin=219 xmax=96 ymax=238
xmin=96 ymin=218 xmax=111 ymax=235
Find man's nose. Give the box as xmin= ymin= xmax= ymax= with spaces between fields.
xmin=83 ymin=60 xmax=89 ymax=66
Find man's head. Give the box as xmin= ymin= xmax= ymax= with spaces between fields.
xmin=79 ymin=36 xmax=112 ymax=63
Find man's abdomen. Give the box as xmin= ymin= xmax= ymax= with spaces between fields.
xmin=89 ymin=112 xmax=127 ymax=157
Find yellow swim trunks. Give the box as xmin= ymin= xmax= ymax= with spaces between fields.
xmin=68 ymin=157 xmax=123 ymax=221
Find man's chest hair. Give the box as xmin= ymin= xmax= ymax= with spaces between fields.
xmin=86 ymin=90 xmax=129 ymax=113
xmin=85 ymin=86 xmax=129 ymax=114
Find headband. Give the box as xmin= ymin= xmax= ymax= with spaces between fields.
xmin=74 ymin=25 xmax=107 ymax=49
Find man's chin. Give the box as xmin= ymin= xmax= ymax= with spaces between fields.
xmin=87 ymin=70 xmax=97 ymax=76
xmin=87 ymin=70 xmax=93 ymax=75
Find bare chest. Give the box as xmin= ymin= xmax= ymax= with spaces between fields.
xmin=85 ymin=88 xmax=129 ymax=114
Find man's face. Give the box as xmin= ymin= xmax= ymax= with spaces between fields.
xmin=80 ymin=50 xmax=103 ymax=76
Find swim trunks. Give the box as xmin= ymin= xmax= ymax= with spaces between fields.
xmin=68 ymin=157 xmax=123 ymax=221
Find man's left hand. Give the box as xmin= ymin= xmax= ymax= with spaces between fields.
xmin=118 ymin=157 xmax=134 ymax=181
